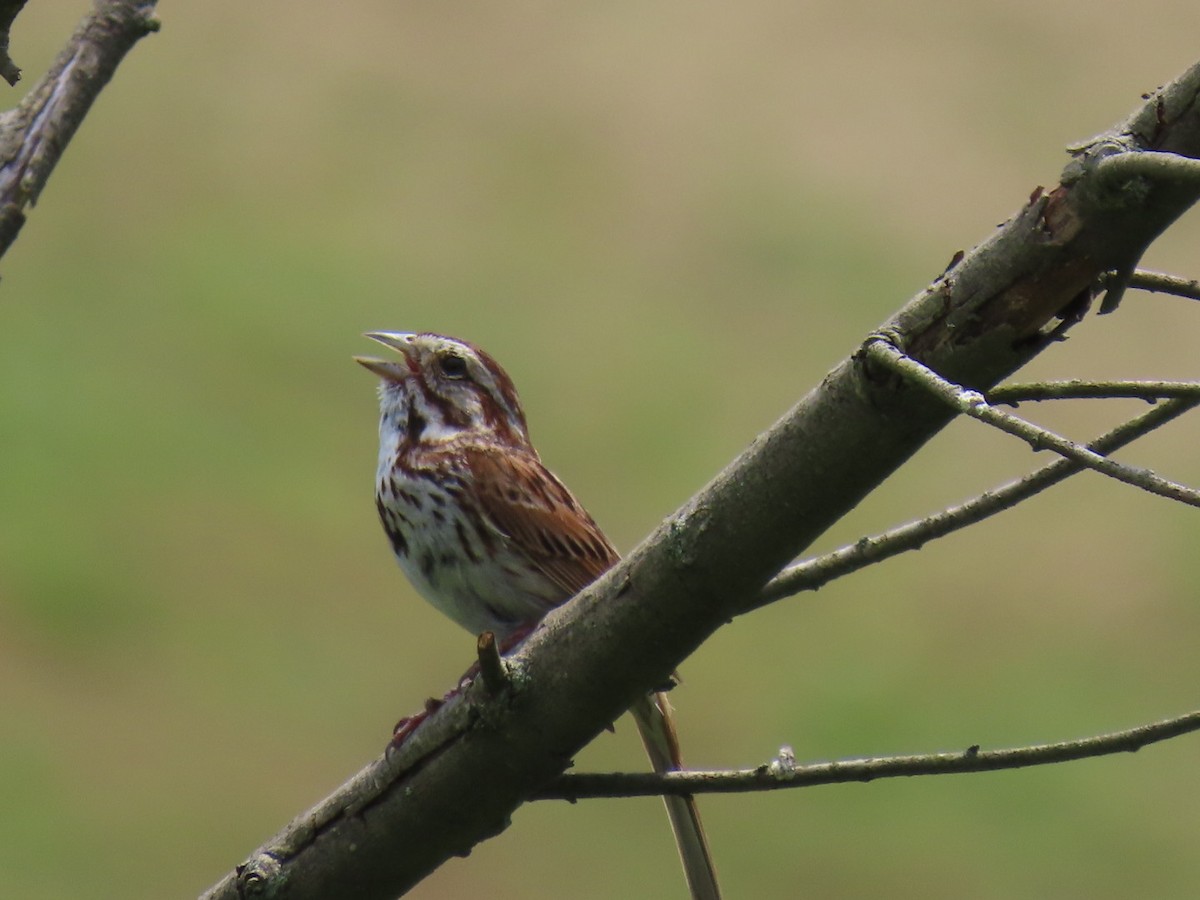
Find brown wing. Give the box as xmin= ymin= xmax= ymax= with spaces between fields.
xmin=467 ymin=449 xmax=720 ymax=896
xmin=464 ymin=444 xmax=619 ymax=600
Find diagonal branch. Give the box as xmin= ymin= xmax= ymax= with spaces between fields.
xmin=1123 ymin=269 xmax=1200 ymax=301
xmin=864 ymin=338 xmax=1200 ymax=507
xmin=756 ymin=394 xmax=1197 ymax=606
xmin=540 ymin=709 xmax=1200 ymax=799
xmin=203 ymin=58 xmax=1200 ymax=900
xmin=0 ymin=0 xmax=160 ymax=259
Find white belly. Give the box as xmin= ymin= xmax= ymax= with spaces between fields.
xmin=377 ymin=464 xmax=560 ymax=638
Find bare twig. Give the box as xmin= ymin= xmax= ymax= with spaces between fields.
xmin=1123 ymin=269 xmax=1200 ymax=301
xmin=755 ymin=396 xmax=1197 ymax=606
xmin=990 ymin=380 xmax=1200 ymax=403
xmin=540 ymin=710 xmax=1200 ymax=799
xmin=864 ymin=338 xmax=1200 ymax=508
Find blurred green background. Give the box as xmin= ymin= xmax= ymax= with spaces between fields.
xmin=1 ymin=2 xmax=1199 ymax=898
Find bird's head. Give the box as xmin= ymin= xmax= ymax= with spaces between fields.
xmin=356 ymin=332 xmax=530 ymax=449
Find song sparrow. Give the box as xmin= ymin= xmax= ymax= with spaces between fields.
xmin=357 ymin=332 xmax=720 ymax=900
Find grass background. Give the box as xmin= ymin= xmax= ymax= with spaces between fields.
xmin=1 ymin=2 xmax=1199 ymax=897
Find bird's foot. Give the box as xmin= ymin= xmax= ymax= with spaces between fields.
xmin=389 ymin=695 xmax=446 ymax=748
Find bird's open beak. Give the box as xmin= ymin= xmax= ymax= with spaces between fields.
xmin=355 ymin=332 xmax=417 ymax=382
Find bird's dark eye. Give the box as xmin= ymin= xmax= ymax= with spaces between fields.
xmin=438 ymin=352 xmax=468 ymax=379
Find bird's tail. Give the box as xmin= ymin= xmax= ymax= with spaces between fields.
xmin=630 ymin=691 xmax=722 ymax=900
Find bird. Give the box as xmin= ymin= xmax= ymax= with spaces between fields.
xmin=356 ymin=331 xmax=721 ymax=900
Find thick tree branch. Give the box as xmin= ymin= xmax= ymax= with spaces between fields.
xmin=540 ymin=710 xmax=1200 ymax=799
xmin=0 ymin=0 xmax=159 ymax=259
xmin=203 ymin=59 xmax=1200 ymax=900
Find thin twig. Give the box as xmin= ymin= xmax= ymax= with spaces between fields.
xmin=539 ymin=710 xmax=1200 ymax=799
xmin=864 ymin=338 xmax=1200 ymax=508
xmin=1124 ymin=269 xmax=1200 ymax=301
xmin=754 ymin=396 xmax=1197 ymax=606
xmin=990 ymin=380 xmax=1200 ymax=403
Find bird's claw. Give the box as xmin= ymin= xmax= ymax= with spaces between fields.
xmin=389 ymin=696 xmax=445 ymax=748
